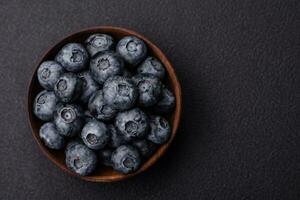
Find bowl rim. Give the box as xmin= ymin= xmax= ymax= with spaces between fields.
xmin=27 ymin=26 xmax=182 ymax=182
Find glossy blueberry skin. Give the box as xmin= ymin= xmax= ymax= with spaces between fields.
xmin=37 ymin=61 xmax=65 ymax=90
xmin=85 ymin=34 xmax=115 ymax=57
xmin=132 ymin=74 xmax=162 ymax=107
xmin=132 ymin=139 xmax=156 ymax=158
xmin=111 ymin=145 xmax=141 ymax=174
xmin=39 ymin=122 xmax=65 ymax=150
xmin=81 ymin=120 xmax=110 ymax=150
xmin=153 ymin=86 xmax=175 ymax=114
xmin=103 ymin=76 xmax=137 ymax=111
xmin=55 ymin=43 xmax=89 ymax=72
xmin=115 ymin=108 xmax=149 ymax=140
xmin=137 ymin=57 xmax=165 ymax=79
xmin=116 ymin=36 xmax=147 ymax=67
xmin=88 ymin=90 xmax=117 ymax=121
xmin=90 ymin=52 xmax=124 ymax=85
xmin=147 ymin=116 xmax=171 ymax=144
xmin=33 ymin=90 xmax=60 ymax=121
xmin=98 ymin=149 xmax=113 ymax=166
xmin=77 ymin=71 xmax=100 ymax=103
xmin=54 ymin=104 xmax=84 ymax=137
xmin=54 ymin=73 xmax=83 ymax=103
xmin=65 ymin=142 xmax=97 ymax=176
xmin=108 ymin=124 xmax=127 ymax=148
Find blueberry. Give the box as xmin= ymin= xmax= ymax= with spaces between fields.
xmin=33 ymin=90 xmax=60 ymax=121
xmin=37 ymin=61 xmax=65 ymax=90
xmin=65 ymin=142 xmax=97 ymax=176
xmin=85 ymin=34 xmax=115 ymax=57
xmin=115 ymin=108 xmax=148 ymax=140
xmin=39 ymin=122 xmax=65 ymax=149
xmin=137 ymin=57 xmax=165 ymax=79
xmin=55 ymin=43 xmax=89 ymax=72
xmin=81 ymin=120 xmax=110 ymax=150
xmin=153 ymin=86 xmax=175 ymax=114
xmin=54 ymin=104 xmax=84 ymax=137
xmin=98 ymin=149 xmax=113 ymax=166
xmin=90 ymin=52 xmax=124 ymax=85
xmin=77 ymin=71 xmax=99 ymax=103
xmin=66 ymin=137 xmax=83 ymax=151
xmin=132 ymin=139 xmax=156 ymax=158
xmin=111 ymin=145 xmax=141 ymax=174
xmin=147 ymin=116 xmax=171 ymax=144
xmin=116 ymin=36 xmax=147 ymax=67
xmin=103 ymin=76 xmax=137 ymax=111
xmin=132 ymin=74 xmax=162 ymax=107
xmin=108 ymin=124 xmax=127 ymax=148
xmin=54 ymin=73 xmax=83 ymax=103
xmin=88 ymin=90 xmax=117 ymax=121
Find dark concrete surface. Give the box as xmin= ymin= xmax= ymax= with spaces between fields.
xmin=0 ymin=0 xmax=299 ymax=199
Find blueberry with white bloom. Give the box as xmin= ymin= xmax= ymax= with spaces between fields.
xmin=81 ymin=120 xmax=110 ymax=150
xmin=85 ymin=34 xmax=115 ymax=57
xmin=147 ymin=116 xmax=171 ymax=144
xmin=37 ymin=61 xmax=64 ymax=90
xmin=132 ymin=74 xmax=162 ymax=107
xmin=137 ymin=57 xmax=165 ymax=79
xmin=39 ymin=122 xmax=65 ymax=149
xmin=88 ymin=90 xmax=117 ymax=121
xmin=54 ymin=73 xmax=83 ymax=103
xmin=111 ymin=145 xmax=141 ymax=174
xmin=103 ymin=76 xmax=137 ymax=111
xmin=55 ymin=43 xmax=89 ymax=72
xmin=115 ymin=108 xmax=149 ymax=140
xmin=65 ymin=142 xmax=97 ymax=176
xmin=116 ymin=36 xmax=147 ymax=67
xmin=54 ymin=104 xmax=84 ymax=137
xmin=90 ymin=52 xmax=124 ymax=85
xmin=33 ymin=90 xmax=60 ymax=121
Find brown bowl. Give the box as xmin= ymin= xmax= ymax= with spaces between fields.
xmin=27 ymin=26 xmax=181 ymax=182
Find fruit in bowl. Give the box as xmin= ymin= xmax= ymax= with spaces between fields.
xmin=28 ymin=27 xmax=181 ymax=182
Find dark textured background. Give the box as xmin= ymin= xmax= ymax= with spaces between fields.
xmin=0 ymin=0 xmax=299 ymax=199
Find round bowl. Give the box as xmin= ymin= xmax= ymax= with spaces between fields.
xmin=27 ymin=26 xmax=181 ymax=182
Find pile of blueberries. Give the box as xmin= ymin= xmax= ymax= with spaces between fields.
xmin=33 ymin=34 xmax=175 ymax=176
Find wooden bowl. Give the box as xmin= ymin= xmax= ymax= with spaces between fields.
xmin=27 ymin=26 xmax=181 ymax=182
